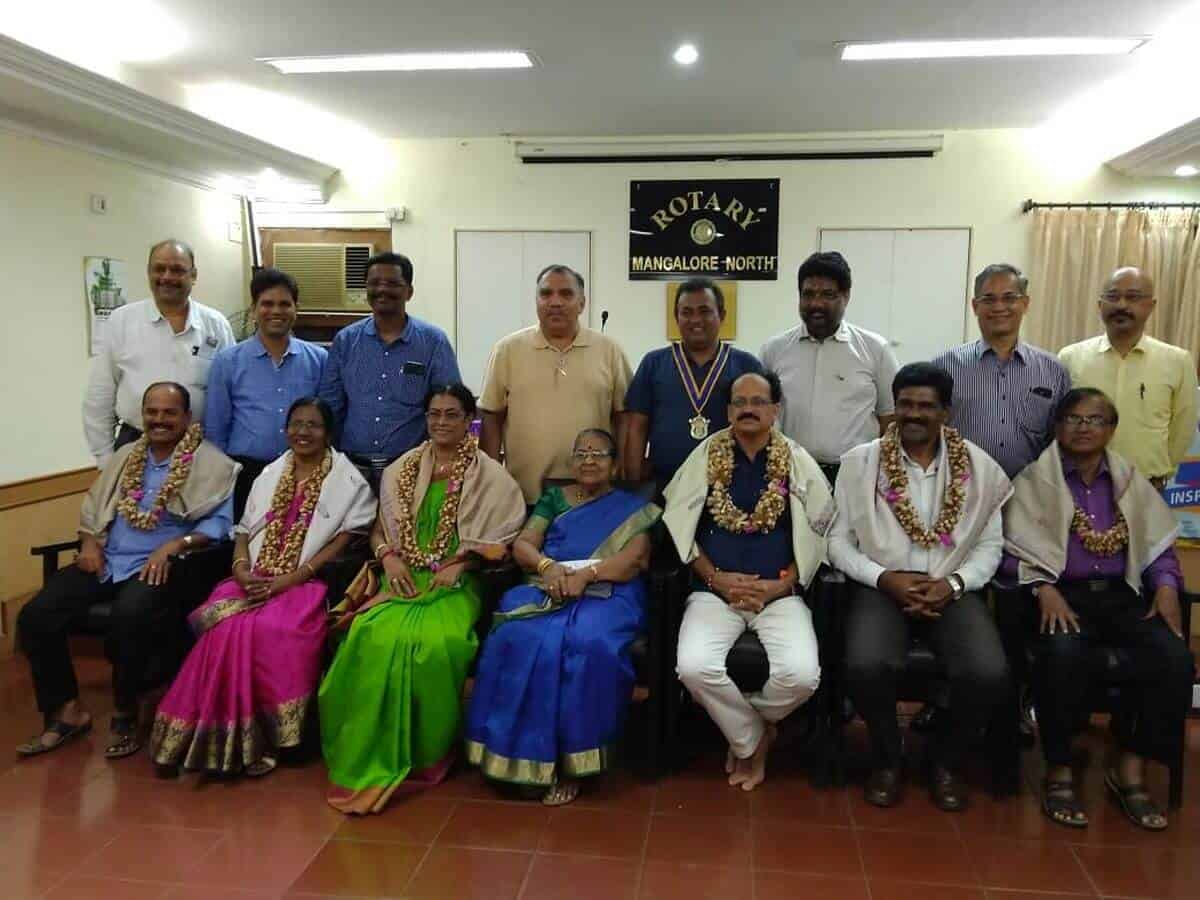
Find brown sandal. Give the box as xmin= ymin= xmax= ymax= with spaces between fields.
xmin=16 ymin=719 xmax=92 ymax=757
xmin=104 ymin=715 xmax=141 ymax=759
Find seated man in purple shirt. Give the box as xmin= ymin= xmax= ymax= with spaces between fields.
xmin=1003 ymin=387 xmax=1193 ymax=832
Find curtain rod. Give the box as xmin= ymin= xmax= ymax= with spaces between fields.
xmin=1022 ymin=198 xmax=1200 ymax=214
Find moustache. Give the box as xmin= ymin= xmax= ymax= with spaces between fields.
xmin=737 ymin=413 xmax=759 ymax=421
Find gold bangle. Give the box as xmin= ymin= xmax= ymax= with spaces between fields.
xmin=373 ymin=543 xmax=390 ymax=560
xmin=232 ymin=557 xmax=251 ymax=571
xmin=301 ymin=562 xmax=316 ymax=579
xmin=537 ymin=557 xmax=555 ymax=575
xmin=588 ymin=564 xmax=600 ymax=583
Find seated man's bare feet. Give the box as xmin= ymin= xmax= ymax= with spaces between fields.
xmin=725 ymin=747 xmax=736 ymax=775
xmin=740 ymin=725 xmax=776 ymax=792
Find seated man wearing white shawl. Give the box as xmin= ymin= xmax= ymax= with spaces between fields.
xmin=829 ymin=363 xmax=1012 ymax=812
xmin=666 ymin=372 xmax=834 ymax=792
xmin=1003 ymin=387 xmax=1193 ymax=832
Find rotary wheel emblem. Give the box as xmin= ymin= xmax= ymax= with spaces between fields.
xmin=690 ymin=218 xmax=717 ymax=246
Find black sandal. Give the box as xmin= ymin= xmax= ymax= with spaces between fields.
xmin=16 ymin=718 xmax=92 ymax=758
xmin=1041 ymin=777 xmax=1088 ymax=828
xmin=1104 ymin=769 xmax=1167 ymax=831
xmin=104 ymin=715 xmax=141 ymax=759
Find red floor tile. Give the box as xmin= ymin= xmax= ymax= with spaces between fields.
xmin=41 ymin=876 xmax=171 ymax=899
xmin=966 ymin=837 xmax=1094 ymax=894
xmin=162 ymin=888 xmax=279 ymax=900
xmin=76 ymin=823 xmax=224 ymax=883
xmin=752 ymin=821 xmax=862 ymax=877
xmin=287 ymin=839 xmax=427 ymax=896
xmin=953 ymin=794 xmax=1074 ymax=843
xmin=520 ymin=854 xmax=640 ymax=900
xmin=653 ymin=770 xmax=752 ymax=819
xmin=747 ymin=776 xmax=852 ymax=825
xmin=436 ymin=799 xmax=550 ymax=851
xmin=0 ymin=811 xmax=122 ymax=875
xmin=857 ymin=830 xmax=979 ymax=887
xmin=755 ymin=871 xmax=871 ymax=900
xmin=644 ymin=814 xmax=753 ymax=869
xmin=638 ymin=862 xmax=754 ymax=900
xmin=539 ymin=807 xmax=649 ymax=858
xmin=332 ymin=793 xmax=457 ymax=844
xmin=570 ymin=770 xmax=658 ymax=812
xmin=1071 ymin=844 xmax=1200 ymax=899
xmin=186 ymin=830 xmax=328 ymax=891
xmin=867 ymin=881 xmax=987 ymax=900
xmin=847 ymin=787 xmax=960 ymax=833
xmin=403 ymin=846 xmax=532 ymax=900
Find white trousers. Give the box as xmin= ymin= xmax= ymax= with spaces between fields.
xmin=676 ymin=591 xmax=821 ymax=758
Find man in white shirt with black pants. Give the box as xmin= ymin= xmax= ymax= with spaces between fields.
xmin=83 ymin=239 xmax=235 ymax=466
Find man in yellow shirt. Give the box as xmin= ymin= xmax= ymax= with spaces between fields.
xmin=1059 ymin=267 xmax=1198 ymax=489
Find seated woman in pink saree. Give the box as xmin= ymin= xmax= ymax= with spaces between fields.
xmin=150 ymin=398 xmax=376 ymax=776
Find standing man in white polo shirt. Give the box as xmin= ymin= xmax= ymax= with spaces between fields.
xmin=760 ymin=251 xmax=899 ymax=485
xmin=83 ymin=240 xmax=235 ymax=466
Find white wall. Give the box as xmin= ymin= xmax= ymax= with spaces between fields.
xmin=0 ymin=129 xmax=246 ymax=482
xmin=327 ymin=129 xmax=1200 ymax=389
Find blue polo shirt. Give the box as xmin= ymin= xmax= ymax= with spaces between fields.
xmin=103 ymin=453 xmax=233 ymax=583
xmin=204 ymin=334 xmax=327 ymax=462
xmin=625 ymin=344 xmax=763 ymax=490
xmin=318 ymin=314 xmax=460 ymax=459
xmin=695 ymin=441 xmax=793 ymax=581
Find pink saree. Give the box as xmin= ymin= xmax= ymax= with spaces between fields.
xmin=150 ymin=492 xmax=327 ymax=773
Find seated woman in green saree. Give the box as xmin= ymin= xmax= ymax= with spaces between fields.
xmin=319 ymin=383 xmax=526 ymax=814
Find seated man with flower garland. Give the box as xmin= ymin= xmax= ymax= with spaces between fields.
xmin=828 ymin=363 xmax=1012 ymax=812
xmin=666 ymin=371 xmax=835 ymax=792
xmin=17 ymin=382 xmax=239 ymax=760
xmin=1002 ymin=387 xmax=1193 ymax=832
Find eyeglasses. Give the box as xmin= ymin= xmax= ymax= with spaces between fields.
xmin=1100 ymin=291 xmax=1149 ymax=303
xmin=729 ymin=397 xmax=775 ymax=408
xmin=974 ymin=293 xmax=1026 ymax=306
xmin=287 ymin=421 xmax=326 ymax=433
xmin=1061 ymin=414 xmax=1115 ymax=428
xmin=572 ymin=449 xmax=614 ymax=461
xmin=425 ymin=410 xmax=466 ymax=421
xmin=366 ymin=279 xmax=408 ymax=291
xmin=800 ymin=288 xmax=841 ymax=302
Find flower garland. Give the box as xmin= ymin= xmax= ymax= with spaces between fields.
xmin=115 ymin=423 xmax=204 ymax=530
xmin=390 ymin=435 xmax=477 ymax=571
xmin=1070 ymin=505 xmax=1129 ymax=556
xmin=254 ymin=450 xmax=333 ymax=576
xmin=705 ymin=430 xmax=790 ymax=534
xmin=879 ymin=423 xmax=971 ymax=549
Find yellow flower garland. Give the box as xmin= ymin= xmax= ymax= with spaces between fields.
xmin=1070 ymin=505 xmax=1129 ymax=556
xmin=391 ymin=436 xmax=476 ymax=571
xmin=254 ymin=450 xmax=333 ymax=576
xmin=879 ymin=423 xmax=971 ymax=549
xmin=115 ymin=423 xmax=204 ymax=530
xmin=705 ymin=430 xmax=791 ymax=534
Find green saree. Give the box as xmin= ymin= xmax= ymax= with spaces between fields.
xmin=320 ymin=479 xmax=481 ymax=814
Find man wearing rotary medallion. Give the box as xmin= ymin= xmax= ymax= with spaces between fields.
xmin=829 ymin=363 xmax=1012 ymax=812
xmin=665 ymin=371 xmax=834 ymax=791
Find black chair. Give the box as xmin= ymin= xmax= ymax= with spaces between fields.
xmin=661 ymin=564 xmax=843 ymax=786
xmin=831 ymin=574 xmax=1022 ymax=797
xmin=994 ymin=584 xmax=1196 ymax=809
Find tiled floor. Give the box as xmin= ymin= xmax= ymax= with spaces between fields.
xmin=2 ymin=655 xmax=1199 ymax=899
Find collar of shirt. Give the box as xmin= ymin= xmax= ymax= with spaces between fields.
xmin=1097 ymin=332 xmax=1147 ymax=355
xmin=252 ymin=333 xmax=296 ymax=359
xmin=795 ymin=320 xmax=851 ymax=344
xmin=146 ymin=298 xmax=198 ymax=333
xmin=532 ymin=326 xmax=591 ymax=350
xmin=1059 ymin=447 xmax=1112 ymax=480
xmin=974 ymin=339 xmax=1028 ymax=364
xmin=899 ymin=435 xmax=945 ymax=476
xmin=364 ymin=314 xmax=412 ymax=345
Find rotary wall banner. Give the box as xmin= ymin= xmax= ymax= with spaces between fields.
xmin=629 ymin=179 xmax=780 ymax=281
xmin=1164 ymin=388 xmax=1200 ymax=546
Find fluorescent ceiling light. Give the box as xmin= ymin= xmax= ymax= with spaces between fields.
xmin=260 ymin=51 xmax=534 ymax=74
xmin=1176 ymin=164 xmax=1199 ymax=177
xmin=841 ymin=37 xmax=1144 ymax=61
xmin=673 ymin=43 xmax=699 ymax=65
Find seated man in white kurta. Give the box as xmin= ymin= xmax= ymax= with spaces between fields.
xmin=665 ymin=372 xmax=834 ymax=792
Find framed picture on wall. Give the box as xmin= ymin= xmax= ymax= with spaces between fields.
xmin=84 ymin=256 xmax=129 ymax=356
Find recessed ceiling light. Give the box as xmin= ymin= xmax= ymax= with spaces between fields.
xmin=840 ymin=37 xmax=1145 ymax=61
xmin=1176 ymin=164 xmax=1199 ymax=177
xmin=673 ymin=43 xmax=699 ymax=65
xmin=260 ymin=51 xmax=535 ymax=74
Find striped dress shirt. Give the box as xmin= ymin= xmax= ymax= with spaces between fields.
xmin=931 ymin=340 xmax=1071 ymax=479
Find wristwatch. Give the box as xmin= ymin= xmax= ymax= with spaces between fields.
xmin=947 ymin=573 xmax=965 ymax=599
xmin=181 ymin=535 xmax=194 ymax=550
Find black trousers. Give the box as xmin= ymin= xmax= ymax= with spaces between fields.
xmin=818 ymin=462 xmax=840 ymax=487
xmin=17 ymin=564 xmax=177 ymax=716
xmin=347 ymin=453 xmax=396 ymax=496
xmin=114 ymin=423 xmax=142 ymax=452
xmin=230 ymin=456 xmax=269 ymax=522
xmin=844 ymin=584 xmax=1010 ymax=769
xmin=1032 ymin=580 xmax=1195 ymax=768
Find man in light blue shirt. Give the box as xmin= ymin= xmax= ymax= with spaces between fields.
xmin=205 ymin=268 xmax=327 ymax=518
xmin=16 ymin=383 xmax=237 ymax=760
xmin=318 ymin=252 xmax=460 ymax=491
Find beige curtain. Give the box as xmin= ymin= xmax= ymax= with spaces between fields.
xmin=1027 ymin=207 xmax=1200 ymax=354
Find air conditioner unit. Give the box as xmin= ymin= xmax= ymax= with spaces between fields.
xmin=513 ymin=134 xmax=944 ymax=164
xmin=272 ymin=243 xmax=373 ymax=309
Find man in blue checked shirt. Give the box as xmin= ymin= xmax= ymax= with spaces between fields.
xmin=204 ymin=268 xmax=327 ymax=519
xmin=318 ymin=252 xmax=460 ymax=492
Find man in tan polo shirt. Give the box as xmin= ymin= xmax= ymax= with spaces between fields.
xmin=480 ymin=265 xmax=633 ymax=503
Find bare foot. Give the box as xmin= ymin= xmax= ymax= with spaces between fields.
xmin=740 ymin=725 xmax=776 ymax=792
xmin=725 ymin=747 xmax=736 ymax=774
xmin=728 ymin=755 xmax=751 ymax=787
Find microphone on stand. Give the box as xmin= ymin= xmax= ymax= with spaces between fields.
xmin=601 ymin=310 xmax=609 ymax=332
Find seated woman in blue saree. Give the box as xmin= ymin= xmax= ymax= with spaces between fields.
xmin=465 ymin=428 xmax=661 ymax=805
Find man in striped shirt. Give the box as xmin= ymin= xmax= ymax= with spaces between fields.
xmin=932 ymin=264 xmax=1071 ymax=480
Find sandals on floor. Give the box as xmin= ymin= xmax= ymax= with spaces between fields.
xmin=16 ymin=718 xmax=93 ymax=758
xmin=245 ymin=756 xmax=277 ymax=778
xmin=542 ymin=781 xmax=580 ymax=806
xmin=1104 ymin=769 xmax=1168 ymax=831
xmin=1041 ymin=777 xmax=1088 ymax=829
xmin=104 ymin=715 xmax=141 ymax=760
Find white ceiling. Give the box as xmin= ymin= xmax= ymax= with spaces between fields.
xmin=15 ymin=0 xmax=1186 ymax=139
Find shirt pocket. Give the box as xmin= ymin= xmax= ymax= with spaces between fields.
xmin=834 ymin=366 xmax=877 ymax=410
xmin=189 ymin=351 xmax=214 ymax=387
xmin=1136 ymin=383 xmax=1174 ymax=430
xmin=1015 ymin=389 xmax=1054 ymax=438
